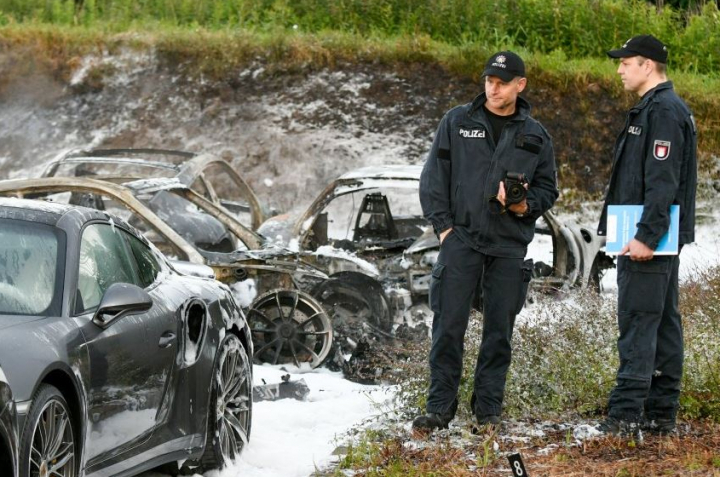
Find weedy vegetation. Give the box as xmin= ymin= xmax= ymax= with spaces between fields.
xmin=1 ymin=0 xmax=719 ymax=75
xmin=334 ymin=266 xmax=720 ymax=475
xmin=397 ymin=266 xmax=720 ymax=423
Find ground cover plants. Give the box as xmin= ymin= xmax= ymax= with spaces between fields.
xmin=332 ymin=267 xmax=720 ymax=475
xmin=331 ymin=422 xmax=720 ymax=476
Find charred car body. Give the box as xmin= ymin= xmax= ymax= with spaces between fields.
xmin=0 ymin=197 xmax=252 ymax=476
xmin=43 ymin=148 xmax=267 ymax=231
xmin=260 ymin=165 xmax=613 ymax=322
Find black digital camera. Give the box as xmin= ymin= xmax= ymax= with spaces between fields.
xmin=504 ymin=172 xmax=528 ymax=205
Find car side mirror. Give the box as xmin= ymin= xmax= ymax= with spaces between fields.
xmin=92 ymin=283 xmax=153 ymax=328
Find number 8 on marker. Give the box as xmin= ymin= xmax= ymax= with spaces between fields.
xmin=507 ymin=453 xmax=528 ymax=477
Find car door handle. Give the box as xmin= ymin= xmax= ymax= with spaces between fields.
xmin=158 ymin=332 xmax=176 ymax=348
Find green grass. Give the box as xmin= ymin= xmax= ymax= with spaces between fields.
xmin=1 ymin=23 xmax=719 ymax=96
xmin=1 ymin=0 xmax=719 ymax=75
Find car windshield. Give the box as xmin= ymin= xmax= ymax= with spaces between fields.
xmin=0 ymin=218 xmax=64 ymax=316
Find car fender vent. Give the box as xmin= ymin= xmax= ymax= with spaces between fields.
xmin=182 ymin=299 xmax=208 ymax=366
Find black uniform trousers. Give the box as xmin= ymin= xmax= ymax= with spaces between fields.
xmin=608 ymin=254 xmax=683 ymax=421
xmin=426 ymin=232 xmax=528 ymax=418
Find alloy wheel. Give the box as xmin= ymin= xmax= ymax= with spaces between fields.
xmin=214 ymin=334 xmax=252 ymax=464
xmin=28 ymin=398 xmax=75 ymax=477
xmin=248 ymin=289 xmax=332 ymax=368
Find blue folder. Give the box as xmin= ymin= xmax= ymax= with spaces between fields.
xmin=605 ymin=205 xmax=679 ymax=255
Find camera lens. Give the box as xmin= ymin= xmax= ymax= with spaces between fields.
xmin=508 ymin=183 xmax=524 ymax=201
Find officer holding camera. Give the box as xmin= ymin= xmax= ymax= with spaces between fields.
xmin=415 ymin=51 xmax=559 ymax=432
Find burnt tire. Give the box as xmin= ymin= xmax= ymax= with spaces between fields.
xmin=248 ymin=289 xmax=332 ymax=368
xmin=19 ymin=384 xmax=77 ymax=477
xmin=196 ymin=333 xmax=252 ymax=472
xmin=311 ymin=272 xmax=392 ymax=332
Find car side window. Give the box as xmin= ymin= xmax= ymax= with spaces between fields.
xmin=124 ymin=233 xmax=161 ymax=289
xmin=76 ymin=223 xmax=139 ymax=314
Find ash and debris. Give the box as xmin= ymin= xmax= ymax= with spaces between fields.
xmin=324 ymin=318 xmax=430 ymax=385
xmin=253 ymin=374 xmax=311 ymax=402
xmin=326 ymin=412 xmax=711 ymax=476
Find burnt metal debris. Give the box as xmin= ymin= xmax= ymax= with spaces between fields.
xmin=252 ymin=374 xmax=311 ymax=402
xmin=259 ymin=164 xmax=614 ymax=381
xmin=260 ymin=164 xmax=612 ymax=313
xmin=2 ymin=148 xmax=613 ymax=377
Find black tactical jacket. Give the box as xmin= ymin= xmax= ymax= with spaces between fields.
xmin=598 ymin=81 xmax=697 ymax=248
xmin=419 ymin=93 xmax=558 ymax=258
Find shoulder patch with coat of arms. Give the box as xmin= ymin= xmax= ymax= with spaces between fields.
xmin=653 ymin=140 xmax=671 ymax=160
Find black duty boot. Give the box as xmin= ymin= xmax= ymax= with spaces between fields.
xmin=470 ymin=391 xmax=502 ymax=434
xmin=412 ymin=399 xmax=457 ymax=435
xmin=472 ymin=414 xmax=502 ymax=435
xmin=642 ymin=416 xmax=677 ymax=435
xmin=596 ymin=416 xmax=642 ymax=441
xmin=411 ymin=413 xmax=451 ymax=434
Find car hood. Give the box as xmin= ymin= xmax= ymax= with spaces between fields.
xmin=201 ymin=248 xmax=329 ymax=280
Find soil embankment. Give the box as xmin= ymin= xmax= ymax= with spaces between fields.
xmin=0 ymin=42 xmax=711 ymax=211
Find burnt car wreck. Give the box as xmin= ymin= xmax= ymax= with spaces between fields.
xmin=11 ymin=149 xmax=613 ymax=377
xmin=260 ymin=165 xmax=614 ymax=321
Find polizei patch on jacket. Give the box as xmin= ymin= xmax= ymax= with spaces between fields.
xmin=653 ymin=140 xmax=671 ymax=160
xmin=459 ymin=128 xmax=486 ymax=139
xmin=628 ymin=125 xmax=643 ymax=135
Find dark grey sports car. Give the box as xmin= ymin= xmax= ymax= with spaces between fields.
xmin=0 ymin=197 xmax=253 ymax=476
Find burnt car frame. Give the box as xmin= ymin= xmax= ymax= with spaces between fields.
xmin=43 ymin=149 xmax=396 ymax=332
xmin=43 ymin=148 xmax=267 ymax=230
xmin=0 ymin=178 xmax=334 ymax=370
xmin=259 ymin=165 xmax=613 ymax=322
xmin=0 ymin=197 xmax=253 ymax=476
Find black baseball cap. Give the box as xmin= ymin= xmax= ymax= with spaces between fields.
xmin=607 ymin=34 xmax=668 ymax=63
xmin=482 ymin=51 xmax=526 ymax=82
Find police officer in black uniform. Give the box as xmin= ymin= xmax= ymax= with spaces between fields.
xmin=414 ymin=51 xmax=559 ymax=432
xmin=597 ymin=35 xmax=697 ymax=437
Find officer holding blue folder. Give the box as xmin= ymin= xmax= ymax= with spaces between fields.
xmin=596 ymin=35 xmax=697 ymax=437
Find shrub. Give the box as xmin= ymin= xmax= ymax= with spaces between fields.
xmin=1 ymin=0 xmax=719 ymax=74
xmin=399 ymin=266 xmax=720 ymax=422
